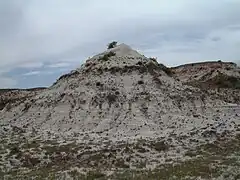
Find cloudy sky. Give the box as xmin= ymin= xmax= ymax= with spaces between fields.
xmin=1 ymin=0 xmax=240 ymax=88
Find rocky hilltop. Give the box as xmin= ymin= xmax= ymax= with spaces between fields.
xmin=172 ymin=61 xmax=240 ymax=89
xmin=0 ymin=44 xmax=240 ymax=179
xmin=172 ymin=61 xmax=240 ymax=104
xmin=0 ymin=88 xmax=46 ymax=111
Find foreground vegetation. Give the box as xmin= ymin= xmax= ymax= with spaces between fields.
xmin=0 ymin=130 xmax=240 ymax=179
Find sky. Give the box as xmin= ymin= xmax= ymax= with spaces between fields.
xmin=0 ymin=0 xmax=240 ymax=88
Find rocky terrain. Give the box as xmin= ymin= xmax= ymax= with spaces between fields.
xmin=171 ymin=61 xmax=240 ymax=104
xmin=0 ymin=44 xmax=240 ymax=179
xmin=0 ymin=88 xmax=46 ymax=111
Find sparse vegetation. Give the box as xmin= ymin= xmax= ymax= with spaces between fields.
xmin=108 ymin=51 xmax=116 ymax=57
xmin=152 ymin=75 xmax=162 ymax=88
xmin=159 ymin=64 xmax=173 ymax=76
xmin=9 ymin=146 xmax=20 ymax=156
xmin=149 ymin=57 xmax=157 ymax=62
xmin=1 ymin=132 xmax=240 ymax=179
xmin=106 ymin=94 xmax=118 ymax=104
xmin=99 ymin=51 xmax=116 ymax=61
xmin=107 ymin=41 xmax=117 ymax=49
xmin=215 ymin=73 xmax=240 ymax=89
xmin=85 ymin=171 xmax=106 ymax=179
xmin=150 ymin=141 xmax=169 ymax=152
xmin=187 ymin=72 xmax=240 ymax=90
xmin=137 ymin=80 xmax=144 ymax=85
xmin=96 ymin=82 xmax=103 ymax=87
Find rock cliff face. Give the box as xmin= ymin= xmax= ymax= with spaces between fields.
xmin=0 ymin=44 xmax=240 ymax=179
xmin=0 ymin=88 xmax=46 ymax=110
xmin=172 ymin=61 xmax=240 ymax=104
xmin=171 ymin=61 xmax=240 ymax=88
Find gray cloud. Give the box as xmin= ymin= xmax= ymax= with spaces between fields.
xmin=0 ymin=0 xmax=240 ymax=87
xmin=18 ymin=62 xmax=44 ymax=69
xmin=0 ymin=76 xmax=17 ymax=88
xmin=0 ymin=1 xmax=26 ymax=37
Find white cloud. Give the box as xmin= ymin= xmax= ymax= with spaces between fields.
xmin=18 ymin=62 xmax=44 ymax=69
xmin=47 ymin=62 xmax=70 ymax=68
xmin=22 ymin=71 xmax=41 ymax=76
xmin=44 ymin=71 xmax=55 ymax=75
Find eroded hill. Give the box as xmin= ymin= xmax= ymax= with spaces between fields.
xmin=171 ymin=61 xmax=240 ymax=104
xmin=0 ymin=88 xmax=46 ymax=111
xmin=0 ymin=44 xmax=239 ymax=179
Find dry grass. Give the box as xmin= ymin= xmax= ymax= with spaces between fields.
xmin=1 ymin=133 xmax=240 ymax=179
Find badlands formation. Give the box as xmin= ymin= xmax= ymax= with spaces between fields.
xmin=0 ymin=44 xmax=240 ymax=179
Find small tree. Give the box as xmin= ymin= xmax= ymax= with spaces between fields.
xmin=107 ymin=41 xmax=117 ymax=49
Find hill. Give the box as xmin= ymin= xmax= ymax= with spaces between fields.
xmin=172 ymin=61 xmax=240 ymax=104
xmin=0 ymin=44 xmax=239 ymax=179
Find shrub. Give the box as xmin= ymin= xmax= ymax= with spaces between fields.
xmin=96 ymin=82 xmax=101 ymax=86
xmin=85 ymin=62 xmax=91 ymax=67
xmin=107 ymin=41 xmax=117 ymax=49
xmin=115 ymin=158 xmax=129 ymax=168
xmin=9 ymin=146 xmax=20 ymax=156
xmin=57 ymin=71 xmax=80 ymax=82
xmin=153 ymin=76 xmax=162 ymax=88
xmin=161 ymin=65 xmax=173 ymax=76
xmin=22 ymin=102 xmax=31 ymax=112
xmin=108 ymin=51 xmax=116 ymax=56
xmin=21 ymin=154 xmax=41 ymax=167
xmin=86 ymin=171 xmax=105 ymax=179
xmin=138 ymin=80 xmax=144 ymax=85
xmin=97 ymin=68 xmax=103 ymax=74
xmin=101 ymin=54 xmax=109 ymax=61
xmin=107 ymin=94 xmax=118 ymax=104
xmin=149 ymin=57 xmax=157 ymax=62
xmin=151 ymin=141 xmax=169 ymax=152
xmin=115 ymin=91 xmax=120 ymax=95
xmin=99 ymin=51 xmax=116 ymax=61
xmin=214 ymin=73 xmax=240 ymax=89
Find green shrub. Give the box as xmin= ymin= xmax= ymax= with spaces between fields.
xmin=137 ymin=80 xmax=144 ymax=85
xmin=151 ymin=141 xmax=169 ymax=152
xmin=107 ymin=94 xmax=118 ymax=104
xmin=101 ymin=54 xmax=109 ymax=61
xmin=99 ymin=51 xmax=116 ymax=61
xmin=9 ymin=146 xmax=20 ymax=156
xmin=107 ymin=41 xmax=117 ymax=49
xmin=215 ymin=73 xmax=240 ymax=89
xmin=149 ymin=57 xmax=157 ymax=63
xmin=108 ymin=51 xmax=116 ymax=56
